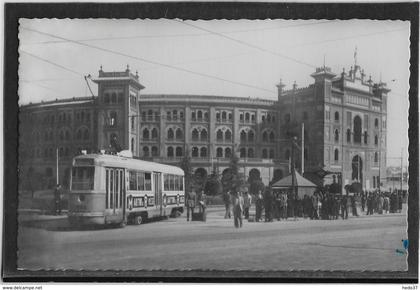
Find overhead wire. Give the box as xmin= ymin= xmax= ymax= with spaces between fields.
xmin=21 ymin=26 xmax=277 ymax=94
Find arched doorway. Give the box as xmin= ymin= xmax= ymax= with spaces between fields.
xmin=353 ymin=116 xmax=362 ymax=144
xmin=351 ymin=155 xmax=363 ymax=183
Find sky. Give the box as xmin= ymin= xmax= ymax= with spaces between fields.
xmin=18 ymin=19 xmax=410 ymax=166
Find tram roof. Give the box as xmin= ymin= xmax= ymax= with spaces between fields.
xmin=74 ymin=154 xmax=184 ymax=175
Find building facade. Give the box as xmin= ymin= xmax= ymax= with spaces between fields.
xmin=19 ymin=61 xmax=389 ymax=191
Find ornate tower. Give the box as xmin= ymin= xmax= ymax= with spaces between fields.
xmin=92 ymin=65 xmax=145 ymax=155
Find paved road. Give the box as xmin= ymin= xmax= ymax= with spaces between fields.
xmin=17 ymin=207 xmax=407 ymax=271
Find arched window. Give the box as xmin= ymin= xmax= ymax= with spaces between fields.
xmin=151 ymin=128 xmax=158 ymax=139
xmin=262 ymin=131 xmax=268 ymax=142
xmin=76 ymin=129 xmax=82 ymax=140
xmin=353 ymin=116 xmax=362 ymax=143
xmin=109 ymin=111 xmax=117 ymax=127
xmin=251 ymin=114 xmax=255 ymax=122
xmin=262 ymin=149 xmax=268 ymax=158
xmin=245 ymin=112 xmax=250 ymax=122
xmin=364 ymin=131 xmax=368 ymax=144
xmin=148 ymin=110 xmax=153 ymax=121
xmin=131 ymin=138 xmax=135 ymax=152
xmin=201 ymin=129 xmax=207 ymax=141
xmin=374 ymin=135 xmax=378 ymax=146
xmin=240 ymin=130 xmax=246 ymax=142
xmin=240 ymin=148 xmax=246 ymax=158
xmin=192 ymin=147 xmax=199 ymax=157
xmin=222 ymin=111 xmax=227 ymax=121
xmin=180 ymin=111 xmax=184 ymax=120
xmin=200 ymin=147 xmax=207 ymax=157
xmin=173 ymin=110 xmax=178 ymax=121
xmin=143 ymin=128 xmax=149 ymax=139
xmin=334 ymin=149 xmax=339 ymax=161
xmin=216 ymin=129 xmax=223 ymax=141
xmin=240 ymin=113 xmax=244 ymax=122
xmin=285 ymin=149 xmax=290 ymax=160
xmin=167 ymin=111 xmax=171 ymax=121
xmin=216 ymin=147 xmax=223 ymax=158
xmin=167 ymin=147 xmax=174 ymax=157
xmin=176 ymin=147 xmax=183 ymax=157
xmin=334 ymin=129 xmax=339 ymax=142
xmin=269 ymin=149 xmax=275 ymax=159
xmin=151 ymin=146 xmax=158 ymax=157
xmin=176 ymin=128 xmax=183 ymax=140
xmin=143 ymin=146 xmax=149 ymax=157
xmin=334 ymin=112 xmax=340 ymax=122
xmin=192 ymin=129 xmax=199 ymax=141
xmin=83 ymin=129 xmax=89 ymax=140
xmin=248 ymin=148 xmax=254 ymax=158
xmin=216 ymin=112 xmax=221 ymax=121
xmin=374 ymin=152 xmax=379 ymax=163
xmin=269 ymin=132 xmax=275 ymax=143
xmin=167 ymin=128 xmax=174 ymax=140
xmin=197 ymin=110 xmax=203 ymax=121
xmin=204 ymin=112 xmax=209 ymax=121
xmin=228 ymin=113 xmax=232 ymax=121
xmin=225 ymin=147 xmax=232 ymax=158
xmin=375 ymin=118 xmax=379 ymax=128
xmin=225 ymin=130 xmax=232 ymax=141
xmin=191 ymin=111 xmax=196 ymax=121
xmin=248 ymin=130 xmax=254 ymax=142
xmin=347 ymin=129 xmax=351 ymax=143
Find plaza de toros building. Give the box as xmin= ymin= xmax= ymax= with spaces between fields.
xmin=19 ymin=60 xmax=389 ymax=191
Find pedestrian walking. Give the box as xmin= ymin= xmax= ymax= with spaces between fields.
xmin=186 ymin=190 xmax=196 ymax=221
xmin=54 ymin=184 xmax=62 ymax=215
xmin=341 ymin=195 xmax=348 ymax=219
xmin=232 ymin=191 xmax=244 ymax=228
xmin=311 ymin=194 xmax=319 ymax=220
xmin=280 ymin=193 xmax=288 ymax=220
xmin=197 ymin=190 xmax=207 ymax=215
xmin=223 ymin=190 xmax=232 ymax=219
xmin=243 ymin=191 xmax=252 ymax=219
xmin=351 ymin=195 xmax=359 ymax=217
xmin=378 ymin=194 xmax=384 ymax=214
xmin=255 ymin=190 xmax=264 ymax=222
xmin=264 ymin=188 xmax=273 ymax=222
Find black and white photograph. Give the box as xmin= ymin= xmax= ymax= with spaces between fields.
xmin=3 ymin=2 xmax=418 ymax=282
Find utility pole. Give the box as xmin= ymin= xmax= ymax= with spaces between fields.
xmin=56 ymin=147 xmax=59 ymax=186
xmin=400 ymin=148 xmax=403 ymax=194
xmin=301 ymin=123 xmax=304 ymax=175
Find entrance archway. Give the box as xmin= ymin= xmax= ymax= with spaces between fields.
xmin=351 ymin=155 xmax=363 ymax=183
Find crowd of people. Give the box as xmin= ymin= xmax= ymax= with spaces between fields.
xmin=220 ymin=187 xmax=405 ymax=227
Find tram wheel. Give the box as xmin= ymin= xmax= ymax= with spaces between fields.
xmin=134 ymin=215 xmax=143 ymax=225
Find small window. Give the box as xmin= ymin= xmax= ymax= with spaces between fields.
xmin=216 ymin=147 xmax=223 ymax=158
xmin=240 ymin=148 xmax=246 ymax=158
xmin=167 ymin=147 xmax=174 ymax=157
xmin=334 ymin=149 xmax=339 ymax=161
xmin=129 ymin=171 xmax=137 ymax=190
xmin=143 ymin=146 xmax=149 ymax=157
xmin=144 ymin=173 xmax=151 ymax=191
xmin=216 ymin=129 xmax=223 ymax=141
xmin=201 ymin=129 xmax=208 ymax=141
xmin=225 ymin=147 xmax=232 ymax=158
xmin=200 ymin=147 xmax=207 ymax=157
xmin=334 ymin=112 xmax=340 ymax=122
xmin=262 ymin=149 xmax=268 ymax=158
xmin=138 ymin=172 xmax=145 ymax=191
xmin=151 ymin=146 xmax=158 ymax=157
xmin=192 ymin=147 xmax=199 ymax=157
xmin=225 ymin=130 xmax=231 ymax=141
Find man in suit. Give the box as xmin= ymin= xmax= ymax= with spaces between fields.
xmin=223 ymin=190 xmax=232 ymax=219
xmin=186 ymin=190 xmax=196 ymax=221
xmin=232 ymin=191 xmax=244 ymax=228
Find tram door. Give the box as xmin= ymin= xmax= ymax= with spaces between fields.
xmin=105 ymin=168 xmax=125 ymax=221
xmin=153 ymin=172 xmax=162 ymax=215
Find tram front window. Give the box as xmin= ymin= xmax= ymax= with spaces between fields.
xmin=72 ymin=167 xmax=95 ymax=190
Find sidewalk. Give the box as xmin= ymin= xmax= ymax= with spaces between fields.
xmin=18 ymin=208 xmax=69 ymax=222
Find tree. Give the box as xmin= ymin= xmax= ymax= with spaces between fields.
xmin=204 ymin=171 xmax=222 ymax=196
xmin=179 ymin=149 xmax=193 ymax=193
xmin=222 ymin=152 xmax=246 ymax=193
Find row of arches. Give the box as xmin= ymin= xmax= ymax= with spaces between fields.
xmin=333 ymin=127 xmax=379 ymax=146
xmin=216 ymin=110 xmax=233 ymax=122
xmin=141 ymin=110 xmax=160 ymax=122
xmin=167 ymin=110 xmax=184 ymax=121
xmin=191 ymin=110 xmax=209 ymax=122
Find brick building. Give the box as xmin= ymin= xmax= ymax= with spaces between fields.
xmin=19 ymin=60 xmax=389 ymax=191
